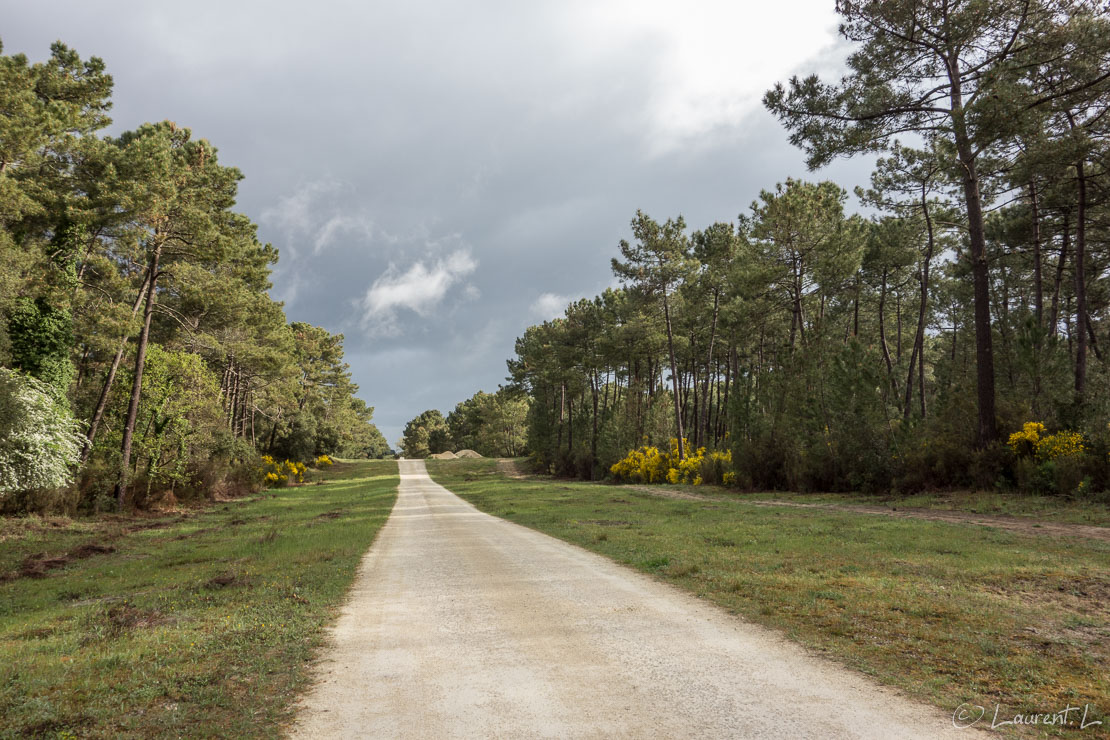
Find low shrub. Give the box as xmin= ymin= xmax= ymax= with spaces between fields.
xmin=259 ymin=455 xmax=306 ymax=487
xmin=610 ymin=439 xmax=733 ymax=486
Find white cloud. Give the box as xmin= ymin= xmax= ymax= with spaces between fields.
xmin=260 ymin=180 xmax=341 ymax=237
xmin=260 ymin=180 xmax=381 ymax=259
xmin=312 ymin=214 xmax=377 ymax=254
xmin=359 ymin=250 xmax=478 ymax=335
xmin=530 ymin=292 xmax=574 ymax=321
xmin=565 ymin=1 xmax=841 ymax=154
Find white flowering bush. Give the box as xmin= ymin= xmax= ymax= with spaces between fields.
xmin=0 ymin=367 xmax=85 ymax=496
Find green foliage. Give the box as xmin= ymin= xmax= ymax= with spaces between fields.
xmin=0 ymin=39 xmax=386 ymax=507
xmin=270 ymin=411 xmax=319 ymax=464
xmin=446 ymin=389 xmax=529 ymax=457
xmin=400 ymin=409 xmax=449 ymax=458
xmin=134 ymin=345 xmax=225 ymax=495
xmin=6 ymin=296 xmax=74 ymax=403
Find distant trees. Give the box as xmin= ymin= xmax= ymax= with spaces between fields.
xmin=403 ymin=388 xmax=529 ymax=459
xmin=0 ymin=39 xmax=387 ymax=512
xmin=400 ymin=410 xmax=449 ymax=459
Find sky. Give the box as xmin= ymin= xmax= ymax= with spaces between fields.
xmin=3 ymin=1 xmax=876 ymax=447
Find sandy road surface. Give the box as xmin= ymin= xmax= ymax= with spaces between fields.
xmin=290 ymin=460 xmax=975 ymax=739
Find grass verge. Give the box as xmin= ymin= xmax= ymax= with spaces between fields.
xmin=429 ymin=458 xmax=1110 ymax=738
xmin=731 ymin=488 xmax=1110 ymax=527
xmin=0 ymin=459 xmax=397 ymax=739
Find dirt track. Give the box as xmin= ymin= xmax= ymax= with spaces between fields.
xmin=290 ymin=460 xmax=974 ymax=738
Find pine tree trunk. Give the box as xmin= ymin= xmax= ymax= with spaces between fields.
xmin=81 ymin=271 xmax=151 ymax=463
xmin=1050 ymin=214 xmax=1069 ymax=338
xmin=949 ymin=63 xmax=997 ymax=445
xmin=662 ymin=292 xmax=685 ymax=459
xmin=590 ymin=369 xmax=599 ymax=465
xmin=115 ymin=242 xmax=162 ymax=507
xmin=557 ymin=382 xmax=565 ymax=452
xmin=896 ymin=297 xmax=902 ymax=362
xmin=1030 ymin=180 xmax=1044 ymax=328
xmin=905 ymin=185 xmax=935 ymax=419
xmin=567 ymin=392 xmax=573 ymax=457
xmin=699 ymin=290 xmax=720 ymax=449
xmin=919 ymin=333 xmax=927 ymax=418
xmin=1085 ymin=313 xmax=1102 ymax=361
xmin=879 ymin=269 xmax=895 ymax=389
xmin=1074 ymin=160 xmax=1088 ymax=400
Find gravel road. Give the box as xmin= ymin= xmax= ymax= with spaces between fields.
xmin=290 ymin=460 xmax=975 ymax=738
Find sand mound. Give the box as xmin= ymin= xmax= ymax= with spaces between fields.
xmin=455 ymin=449 xmax=483 ymax=459
xmin=429 ymin=451 xmax=457 ymax=460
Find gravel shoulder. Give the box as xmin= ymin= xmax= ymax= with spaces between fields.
xmin=290 ymin=460 xmax=977 ymax=738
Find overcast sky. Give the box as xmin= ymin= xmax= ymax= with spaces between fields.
xmin=4 ymin=1 xmax=875 ymax=447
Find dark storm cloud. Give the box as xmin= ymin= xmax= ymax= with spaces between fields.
xmin=2 ymin=1 xmax=874 ymax=446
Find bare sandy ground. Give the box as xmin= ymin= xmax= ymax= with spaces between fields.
xmin=289 ymin=460 xmax=977 ymax=739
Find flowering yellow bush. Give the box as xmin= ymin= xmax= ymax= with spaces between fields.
xmin=1008 ymin=422 xmax=1085 ymax=461
xmin=1037 ymin=431 xmax=1084 ymax=460
xmin=259 ymin=455 xmax=306 ymax=487
xmin=313 ymin=454 xmax=334 ymax=468
xmin=672 ymin=440 xmax=706 ymax=484
xmin=284 ymin=460 xmax=307 ymax=483
xmin=1008 ymin=422 xmax=1045 ymax=457
xmin=610 ymin=439 xmax=734 ymax=486
xmin=610 ymin=444 xmax=670 ymax=483
xmin=259 ymin=455 xmax=288 ymax=487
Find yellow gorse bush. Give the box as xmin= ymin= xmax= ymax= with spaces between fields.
xmin=313 ymin=454 xmax=334 ymax=468
xmin=610 ymin=444 xmax=670 ymax=483
xmin=1037 ymin=431 xmax=1084 ymax=460
xmin=610 ymin=439 xmax=734 ymax=486
xmin=259 ymin=455 xmax=306 ymax=487
xmin=284 ymin=460 xmax=306 ymax=483
xmin=1007 ymin=421 xmax=1084 ymax=461
xmin=1007 ymin=422 xmax=1045 ymax=457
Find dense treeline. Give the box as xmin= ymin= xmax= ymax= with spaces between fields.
xmin=507 ymin=0 xmax=1110 ymax=496
xmin=0 ymin=40 xmax=388 ymax=512
xmin=399 ymin=388 xmax=528 ymax=459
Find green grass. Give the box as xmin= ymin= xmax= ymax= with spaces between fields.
xmin=0 ymin=459 xmax=397 ymax=739
xmin=429 ymin=458 xmax=1110 ymax=738
xmin=498 ymin=456 xmax=1110 ymax=527
xmin=730 ymin=488 xmax=1110 ymax=527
